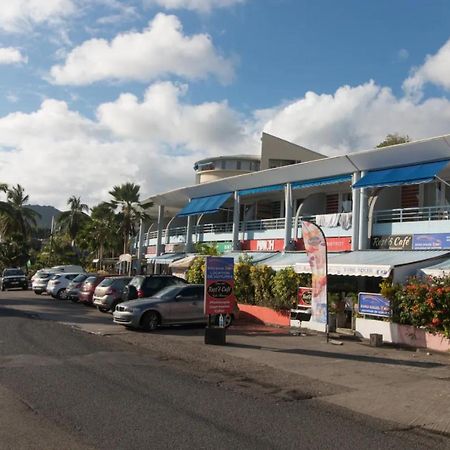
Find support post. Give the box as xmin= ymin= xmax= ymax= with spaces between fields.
xmin=232 ymin=191 xmax=240 ymax=251
xmin=358 ymin=171 xmax=369 ymax=250
xmin=156 ymin=205 xmax=165 ymax=256
xmin=284 ymin=183 xmax=293 ymax=251
xmin=352 ymin=171 xmax=361 ymax=251
xmin=186 ymin=215 xmax=194 ymax=253
xmin=136 ymin=219 xmax=144 ymax=274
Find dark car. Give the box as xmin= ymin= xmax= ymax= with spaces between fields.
xmin=78 ymin=275 xmax=112 ymax=305
xmin=1 ymin=268 xmax=28 ymax=291
xmin=122 ymin=275 xmax=188 ymax=302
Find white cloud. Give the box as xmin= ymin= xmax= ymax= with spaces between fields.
xmin=259 ymin=80 xmax=450 ymax=156
xmin=0 ymin=47 xmax=27 ymax=64
xmin=49 ymin=13 xmax=234 ymax=85
xmin=397 ymin=48 xmax=409 ymax=61
xmin=144 ymin=0 xmax=245 ymax=13
xmin=0 ymin=85 xmax=255 ymax=208
xmin=403 ymin=39 xmax=450 ymax=99
xmin=0 ymin=0 xmax=75 ymax=33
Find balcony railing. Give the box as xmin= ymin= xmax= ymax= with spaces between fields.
xmin=374 ymin=206 xmax=450 ymax=223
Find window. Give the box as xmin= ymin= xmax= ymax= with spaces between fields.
xmin=326 ymin=194 xmax=339 ymax=214
xmin=401 ymin=185 xmax=419 ymax=208
xmin=268 ymin=159 xmax=299 ymax=169
xmin=236 ymin=160 xmax=241 ymax=170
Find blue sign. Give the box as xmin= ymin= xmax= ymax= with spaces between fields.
xmin=205 ymin=257 xmax=234 ymax=280
xmin=358 ymin=293 xmax=391 ymax=317
xmin=413 ymin=233 xmax=450 ymax=250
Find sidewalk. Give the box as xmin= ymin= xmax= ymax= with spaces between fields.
xmin=119 ymin=320 xmax=450 ymax=437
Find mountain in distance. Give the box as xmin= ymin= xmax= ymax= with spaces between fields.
xmin=28 ymin=205 xmax=62 ymax=229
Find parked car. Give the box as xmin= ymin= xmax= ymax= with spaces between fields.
xmin=93 ymin=276 xmax=132 ymax=312
xmin=78 ymin=275 xmax=112 ymax=305
xmin=113 ymin=284 xmax=239 ymax=331
xmin=50 ymin=265 xmax=85 ymax=274
xmin=46 ymin=273 xmax=80 ymax=299
xmin=31 ymin=268 xmax=52 ymax=282
xmin=122 ymin=275 xmax=188 ymax=301
xmin=32 ymin=271 xmax=55 ymax=295
xmin=66 ymin=273 xmax=95 ymax=302
xmin=0 ymin=268 xmax=28 ymax=291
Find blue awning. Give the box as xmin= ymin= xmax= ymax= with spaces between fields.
xmin=292 ymin=174 xmax=352 ymax=190
xmin=177 ymin=192 xmax=232 ymax=216
xmin=238 ymin=184 xmax=284 ymax=196
xmin=353 ymin=160 xmax=449 ymax=189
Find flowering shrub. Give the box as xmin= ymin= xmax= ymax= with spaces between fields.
xmin=390 ymin=276 xmax=450 ymax=338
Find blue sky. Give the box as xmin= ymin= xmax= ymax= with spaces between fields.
xmin=0 ymin=0 xmax=450 ymax=208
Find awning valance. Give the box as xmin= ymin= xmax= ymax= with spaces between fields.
xmin=295 ymin=250 xmax=450 ymax=278
xmin=238 ymin=184 xmax=284 ymax=196
xmin=420 ymin=259 xmax=450 ymax=277
xmin=177 ymin=192 xmax=232 ymax=216
xmin=146 ymin=253 xmax=185 ymax=264
xmin=353 ymin=160 xmax=449 ymax=189
xmin=292 ymin=174 xmax=352 ymax=190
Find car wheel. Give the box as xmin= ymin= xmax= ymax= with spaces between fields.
xmin=141 ymin=311 xmax=160 ymax=331
xmin=56 ymin=289 xmax=67 ymax=300
xmin=1 ymin=285 xmax=4 ymax=291
xmin=98 ymin=306 xmax=109 ymax=313
xmin=109 ymin=301 xmax=118 ymax=313
xmin=22 ymin=286 xmax=28 ymax=291
xmin=34 ymin=291 xmax=42 ymax=295
xmin=70 ymin=296 xmax=79 ymax=303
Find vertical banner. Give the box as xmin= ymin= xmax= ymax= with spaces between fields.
xmin=204 ymin=256 xmax=236 ymax=315
xmin=302 ymin=221 xmax=328 ymax=332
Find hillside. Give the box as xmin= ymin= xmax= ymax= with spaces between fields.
xmin=28 ymin=205 xmax=61 ymax=230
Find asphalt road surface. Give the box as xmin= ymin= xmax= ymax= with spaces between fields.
xmin=0 ymin=290 xmax=447 ymax=450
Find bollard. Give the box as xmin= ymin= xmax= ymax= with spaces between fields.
xmin=370 ymin=333 xmax=383 ymax=347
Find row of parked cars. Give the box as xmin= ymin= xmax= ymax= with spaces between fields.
xmin=29 ymin=266 xmax=238 ymax=331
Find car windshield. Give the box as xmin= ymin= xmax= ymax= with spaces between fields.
xmin=85 ymin=276 xmax=98 ymax=284
xmin=50 ymin=275 xmax=61 ymax=280
xmin=152 ymin=285 xmax=181 ymax=299
xmin=3 ymin=269 xmax=24 ymax=276
xmin=72 ymin=274 xmax=88 ymax=283
xmin=98 ymin=278 xmax=114 ymax=287
xmin=129 ymin=276 xmax=144 ymax=288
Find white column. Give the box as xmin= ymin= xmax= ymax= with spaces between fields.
xmin=352 ymin=172 xmax=361 ymax=251
xmin=358 ymin=171 xmax=369 ymax=250
xmin=135 ymin=219 xmax=144 ymax=273
xmin=156 ymin=205 xmax=165 ymax=256
xmin=232 ymin=191 xmax=240 ymax=251
xmin=186 ymin=215 xmax=194 ymax=253
xmin=284 ymin=183 xmax=293 ymax=251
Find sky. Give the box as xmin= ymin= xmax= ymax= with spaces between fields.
xmin=1 ymin=0 xmax=450 ymax=209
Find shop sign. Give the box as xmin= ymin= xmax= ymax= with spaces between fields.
xmin=146 ymin=245 xmax=157 ymax=255
xmin=358 ymin=292 xmax=391 ymax=317
xmin=413 ymin=233 xmax=450 ymax=250
xmin=204 ymin=257 xmax=236 ymax=315
xmin=297 ymin=287 xmax=312 ymax=306
xmin=165 ymin=243 xmax=185 ymax=253
xmin=216 ymin=241 xmax=233 ymax=254
xmin=295 ymin=237 xmax=351 ymax=252
xmin=371 ymin=235 xmax=412 ymax=250
xmin=240 ymin=239 xmax=284 ymax=252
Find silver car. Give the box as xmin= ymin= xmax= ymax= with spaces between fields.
xmin=32 ymin=271 xmax=55 ymax=295
xmin=46 ymin=273 xmax=80 ymax=299
xmin=113 ymin=284 xmax=238 ymax=331
xmin=93 ymin=276 xmax=132 ymax=313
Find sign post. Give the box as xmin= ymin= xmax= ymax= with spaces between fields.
xmin=204 ymin=256 xmax=236 ymax=345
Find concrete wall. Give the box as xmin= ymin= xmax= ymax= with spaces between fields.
xmin=260 ymin=133 xmax=325 ymax=170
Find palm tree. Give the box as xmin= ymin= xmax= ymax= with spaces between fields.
xmin=108 ymin=183 xmax=148 ymax=254
xmin=0 ymin=184 xmax=40 ymax=240
xmin=57 ymin=196 xmax=90 ymax=247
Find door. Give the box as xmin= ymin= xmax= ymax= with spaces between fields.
xmin=169 ymin=286 xmax=204 ymax=323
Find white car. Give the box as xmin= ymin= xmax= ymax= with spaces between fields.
xmin=46 ymin=273 xmax=80 ymax=299
xmin=32 ymin=271 xmax=55 ymax=295
xmin=50 ymin=265 xmax=85 ymax=274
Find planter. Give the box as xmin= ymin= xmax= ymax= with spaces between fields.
xmin=237 ymin=304 xmax=290 ymax=327
xmin=355 ymin=317 xmax=450 ymax=352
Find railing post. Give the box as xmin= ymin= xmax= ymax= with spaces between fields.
xmin=352 ymin=171 xmax=361 ymax=251
xmin=284 ymin=183 xmax=293 ymax=251
xmin=358 ymin=171 xmax=369 ymax=250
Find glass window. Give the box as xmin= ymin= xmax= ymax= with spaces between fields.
xmin=73 ymin=274 xmax=88 ymax=283
xmin=3 ymin=269 xmax=25 ymax=276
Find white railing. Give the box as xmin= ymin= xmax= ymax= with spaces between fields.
xmin=374 ymin=206 xmax=450 ymax=223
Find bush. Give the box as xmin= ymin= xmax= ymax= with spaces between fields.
xmin=271 ymin=267 xmax=306 ymax=310
xmin=234 ymin=255 xmax=254 ymax=304
xmin=250 ymin=265 xmax=275 ymax=306
xmin=186 ymin=256 xmax=205 ymax=284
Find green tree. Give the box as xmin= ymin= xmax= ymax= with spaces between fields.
xmin=250 ymin=265 xmax=275 ymax=306
xmin=0 ymin=184 xmax=40 ymax=240
xmin=57 ymin=196 xmax=90 ymax=247
xmin=376 ymin=133 xmax=410 ymax=148
xmin=108 ymin=182 xmax=148 ymax=254
xmin=271 ymin=267 xmax=310 ymax=310
xmin=234 ymin=254 xmax=254 ymax=304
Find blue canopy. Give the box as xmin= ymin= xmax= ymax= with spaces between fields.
xmin=292 ymin=174 xmax=351 ymax=190
xmin=177 ymin=192 xmax=232 ymax=216
xmin=353 ymin=160 xmax=449 ymax=189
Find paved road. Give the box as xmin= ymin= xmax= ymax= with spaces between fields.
xmin=0 ymin=291 xmax=448 ymax=449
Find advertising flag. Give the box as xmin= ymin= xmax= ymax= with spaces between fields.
xmin=302 ymin=221 xmax=328 ymax=326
